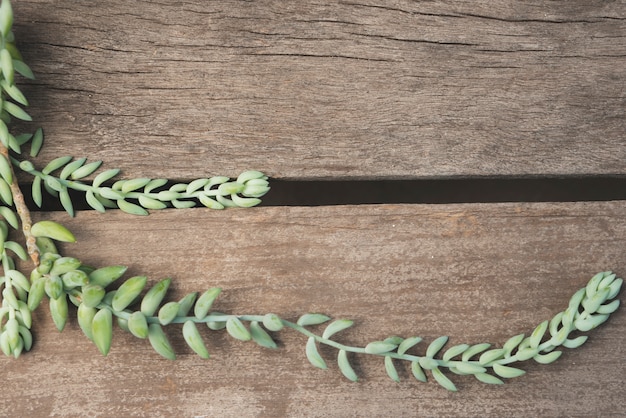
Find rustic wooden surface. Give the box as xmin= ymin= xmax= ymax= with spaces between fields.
xmin=1 ymin=203 xmax=625 ymax=417
xmin=1 ymin=1 xmax=625 ymax=417
xmin=10 ymin=0 xmax=626 ymax=179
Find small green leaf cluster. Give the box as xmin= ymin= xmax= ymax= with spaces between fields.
xmin=17 ymin=153 xmax=270 ymax=216
xmin=0 ymin=218 xmax=74 ymax=357
xmin=0 ymin=265 xmax=32 ymax=357
xmin=26 ymin=243 xmax=287 ymax=359
xmin=0 ymin=216 xmax=31 ymax=357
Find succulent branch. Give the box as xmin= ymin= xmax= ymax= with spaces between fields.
xmin=22 ymin=253 xmax=626 ymax=390
xmin=15 ymin=155 xmax=270 ymax=216
xmin=0 ymin=0 xmax=622 ymax=391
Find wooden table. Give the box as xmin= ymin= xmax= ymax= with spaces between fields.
xmin=2 ymin=1 xmax=625 ymax=416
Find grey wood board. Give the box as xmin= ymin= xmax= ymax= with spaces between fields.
xmin=10 ymin=0 xmax=626 ymax=180
xmin=2 ymin=201 xmax=624 ymax=416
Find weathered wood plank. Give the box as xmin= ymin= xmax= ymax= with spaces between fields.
xmin=10 ymin=0 xmax=626 ymax=180
xmin=2 ymin=202 xmax=625 ymax=416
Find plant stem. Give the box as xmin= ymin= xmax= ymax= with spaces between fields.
xmin=0 ymin=144 xmax=38 ymax=265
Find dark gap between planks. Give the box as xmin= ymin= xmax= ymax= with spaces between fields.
xmin=261 ymin=177 xmax=626 ymax=206
xmin=22 ymin=176 xmax=626 ymax=212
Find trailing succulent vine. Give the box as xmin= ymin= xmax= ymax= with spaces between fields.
xmin=0 ymin=0 xmax=622 ymax=391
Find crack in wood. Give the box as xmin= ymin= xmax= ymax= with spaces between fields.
xmin=20 ymin=177 xmax=626 ymax=213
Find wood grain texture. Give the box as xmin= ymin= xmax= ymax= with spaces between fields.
xmin=10 ymin=0 xmax=626 ymax=180
xmin=2 ymin=202 xmax=625 ymax=417
xmin=2 ymin=2 xmax=625 ymax=417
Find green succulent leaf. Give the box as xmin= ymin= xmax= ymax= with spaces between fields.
xmin=127 ymin=311 xmax=149 ymax=339
xmin=29 ymin=127 xmax=44 ymax=157
xmin=442 ymin=343 xmax=470 ymax=362
xmin=31 ymin=221 xmax=76 ymax=243
xmin=492 ymin=363 xmax=526 ymax=379
xmin=12 ymin=59 xmax=34 ymax=80
xmin=85 ymin=190 xmax=105 ymax=212
xmin=89 ymin=265 xmax=127 ymax=288
xmin=397 ymin=336 xmax=423 ymax=356
xmin=562 ymin=335 xmax=588 ymax=349
xmin=182 ymin=320 xmax=210 ymax=358
xmin=177 ymin=292 xmax=198 ymax=317
xmin=364 ymin=341 xmax=397 ymax=354
xmin=0 ymin=0 xmax=14 ymax=38
xmin=226 ymin=316 xmax=251 ymax=341
xmin=158 ymin=301 xmax=180 ymax=326
xmin=69 ymin=160 xmax=102 ymax=180
xmin=81 ymin=284 xmax=106 ymax=308
xmin=194 ymin=288 xmax=221 ymax=320
xmin=431 ymin=367 xmax=457 ymax=392
xmin=337 ymin=349 xmax=358 ymax=382
xmin=297 ymin=313 xmax=331 ymax=327
xmin=461 ymin=343 xmax=491 ymax=362
xmin=121 ymin=178 xmax=151 ymax=193
xmin=502 ymin=333 xmax=525 ymax=356
xmin=451 ymin=361 xmax=486 ymax=375
xmin=148 ymin=323 xmax=176 ymax=360
xmin=533 ymin=350 xmax=562 ymax=364
xmin=49 ymin=257 xmax=82 ymax=276
xmin=77 ymin=303 xmax=97 ymax=341
xmin=249 ymin=321 xmax=278 ymax=349
xmin=475 ymin=373 xmax=504 ymax=385
xmin=426 ymin=336 xmax=449 ymax=358
xmin=44 ymin=275 xmax=63 ymax=300
xmin=411 ymin=361 xmax=427 ymax=383
xmin=384 ymin=356 xmax=400 ymax=383
xmin=59 ymin=158 xmax=86 ymax=180
xmin=322 ymin=319 xmax=354 ymax=339
xmin=27 ymin=277 xmax=46 ymax=310
xmin=529 ymin=320 xmax=549 ymax=348
xmin=49 ymin=295 xmax=68 ymax=331
xmin=140 ymin=278 xmax=171 ymax=317
xmin=111 ymin=276 xmax=147 ymax=312
xmin=515 ymin=347 xmax=539 ymax=362
xmin=118 ymin=200 xmax=148 ymax=216
xmin=262 ymin=313 xmax=284 ymax=332
xmin=91 ymin=308 xmax=113 ymax=356
xmin=305 ymin=337 xmax=327 ymax=370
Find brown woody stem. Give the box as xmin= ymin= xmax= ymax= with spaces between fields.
xmin=0 ymin=144 xmax=38 ymax=266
